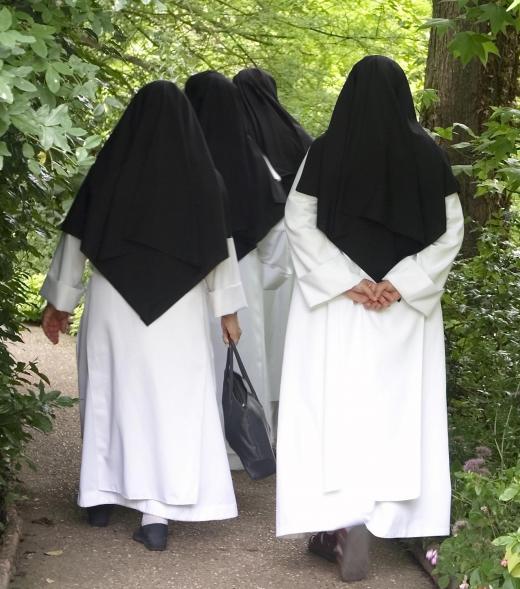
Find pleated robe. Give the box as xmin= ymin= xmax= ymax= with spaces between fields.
xmin=41 ymin=234 xmax=246 ymax=521
xmin=276 ymin=164 xmax=464 ymax=538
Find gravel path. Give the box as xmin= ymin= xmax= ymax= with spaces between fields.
xmin=8 ymin=326 xmax=434 ymax=589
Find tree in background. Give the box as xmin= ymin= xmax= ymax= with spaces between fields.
xmin=422 ymin=0 xmax=520 ymax=254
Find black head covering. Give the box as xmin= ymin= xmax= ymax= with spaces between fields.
xmin=61 ymin=80 xmax=229 ymax=325
xmin=185 ymin=70 xmax=284 ymax=260
xmin=297 ymin=55 xmax=459 ymax=282
xmin=233 ymin=68 xmax=313 ymax=194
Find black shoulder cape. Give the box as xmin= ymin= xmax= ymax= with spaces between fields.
xmin=297 ymin=55 xmax=459 ymax=282
xmin=185 ymin=70 xmax=284 ymax=259
xmin=233 ymin=68 xmax=313 ymax=194
xmin=61 ymin=80 xmax=229 ymax=325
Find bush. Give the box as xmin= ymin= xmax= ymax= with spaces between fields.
xmin=433 ymin=455 xmax=520 ymax=589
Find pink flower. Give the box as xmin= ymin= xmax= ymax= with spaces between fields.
xmin=459 ymin=583 xmax=469 ymax=589
xmin=501 ymin=558 xmax=508 ymax=567
xmin=425 ymin=548 xmax=438 ymax=566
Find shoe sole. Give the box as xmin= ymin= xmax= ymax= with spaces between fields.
xmin=337 ymin=525 xmax=370 ymax=582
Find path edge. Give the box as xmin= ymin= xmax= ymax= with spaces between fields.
xmin=0 ymin=507 xmax=23 ymax=589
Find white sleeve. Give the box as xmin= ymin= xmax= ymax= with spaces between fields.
xmin=40 ymin=233 xmax=87 ymax=313
xmin=384 ymin=193 xmax=464 ymax=317
xmin=285 ymin=159 xmax=363 ymax=308
xmin=205 ymin=238 xmax=247 ymax=317
xmin=256 ymin=219 xmax=293 ymax=290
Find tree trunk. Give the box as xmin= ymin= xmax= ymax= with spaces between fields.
xmin=423 ymin=0 xmax=519 ymax=255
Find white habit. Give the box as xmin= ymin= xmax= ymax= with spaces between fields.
xmin=276 ymin=163 xmax=464 ymax=538
xmin=41 ymin=234 xmax=246 ymax=521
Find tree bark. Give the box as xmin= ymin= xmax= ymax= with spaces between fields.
xmin=422 ymin=0 xmax=519 ymax=255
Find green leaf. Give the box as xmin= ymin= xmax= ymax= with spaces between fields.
xmin=500 ymin=486 xmax=520 ymax=501
xmin=452 ymin=164 xmax=473 ymax=176
xmin=22 ymin=142 xmax=34 ymax=158
xmin=40 ymin=126 xmax=55 ymax=150
xmin=0 ymin=78 xmax=13 ymax=103
xmin=27 ymin=158 xmax=40 ymax=176
xmin=419 ymin=18 xmax=455 ymax=35
xmin=83 ymin=134 xmax=101 ymax=150
xmin=434 ymin=126 xmax=453 ymax=141
xmin=31 ymin=38 xmax=48 ymax=58
xmin=478 ymin=3 xmax=514 ymax=35
xmin=494 ymin=535 xmax=514 ymax=546
xmin=448 ymin=31 xmax=500 ymax=66
xmin=0 ymin=7 xmax=12 ymax=33
xmin=45 ymin=66 xmax=60 ymax=94
xmin=0 ymin=140 xmax=10 ymax=156
xmin=14 ymin=78 xmax=37 ymax=92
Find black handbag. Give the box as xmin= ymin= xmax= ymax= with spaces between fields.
xmin=222 ymin=341 xmax=276 ymax=480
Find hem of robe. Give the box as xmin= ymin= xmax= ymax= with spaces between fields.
xmin=276 ymin=518 xmax=450 ymax=540
xmin=78 ymin=491 xmax=238 ymax=521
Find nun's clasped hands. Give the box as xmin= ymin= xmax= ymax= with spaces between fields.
xmin=344 ymin=278 xmax=401 ymax=310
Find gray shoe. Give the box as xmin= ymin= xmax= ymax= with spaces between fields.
xmin=337 ymin=525 xmax=371 ymax=582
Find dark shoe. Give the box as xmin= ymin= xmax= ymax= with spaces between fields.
xmin=132 ymin=524 xmax=168 ymax=551
xmin=337 ymin=525 xmax=371 ymax=582
xmin=86 ymin=504 xmax=113 ymax=527
xmin=308 ymin=531 xmax=338 ymax=563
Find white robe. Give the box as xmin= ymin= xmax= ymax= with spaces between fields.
xmin=276 ymin=163 xmax=464 ymax=538
xmin=41 ymin=235 xmax=247 ymax=521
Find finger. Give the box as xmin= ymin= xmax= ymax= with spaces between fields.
xmin=358 ymin=282 xmax=377 ymax=301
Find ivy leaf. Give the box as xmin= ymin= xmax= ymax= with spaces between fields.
xmin=0 ymin=140 xmax=10 ymax=156
xmin=478 ymin=3 xmax=514 ymax=35
xmin=45 ymin=66 xmax=60 ymax=94
xmin=0 ymin=7 xmax=12 ymax=33
xmin=448 ymin=31 xmax=499 ymax=66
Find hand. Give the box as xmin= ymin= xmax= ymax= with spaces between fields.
xmin=364 ymin=280 xmax=401 ymax=311
xmin=344 ymin=278 xmax=378 ymax=305
xmin=221 ymin=313 xmax=242 ymax=345
xmin=41 ymin=303 xmax=71 ymax=345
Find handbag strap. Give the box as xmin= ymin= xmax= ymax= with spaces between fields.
xmin=229 ymin=340 xmax=261 ymax=404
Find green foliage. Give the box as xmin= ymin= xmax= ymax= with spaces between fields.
xmin=444 ymin=212 xmax=520 ymax=470
xmin=16 ymin=273 xmax=45 ymax=323
xmin=433 ymin=461 xmax=520 ymax=589
xmin=422 ymin=0 xmax=520 ymax=66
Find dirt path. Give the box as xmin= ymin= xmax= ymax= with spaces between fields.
xmin=9 ymin=326 xmax=434 ymax=589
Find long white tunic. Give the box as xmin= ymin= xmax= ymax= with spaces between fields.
xmin=276 ymin=165 xmax=464 ymax=538
xmin=41 ymin=235 xmax=246 ymax=521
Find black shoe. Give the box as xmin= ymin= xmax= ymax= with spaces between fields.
xmin=132 ymin=524 xmax=168 ymax=551
xmin=308 ymin=531 xmax=338 ymax=563
xmin=86 ymin=504 xmax=113 ymax=527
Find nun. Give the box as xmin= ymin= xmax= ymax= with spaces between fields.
xmin=276 ymin=56 xmax=464 ymax=582
xmin=185 ymin=71 xmax=291 ymax=464
xmin=233 ymin=68 xmax=313 ymax=436
xmin=39 ymin=80 xmax=246 ymax=551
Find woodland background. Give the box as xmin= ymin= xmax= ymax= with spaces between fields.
xmin=0 ymin=2 xmax=519 ymax=588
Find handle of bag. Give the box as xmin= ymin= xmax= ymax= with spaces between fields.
xmin=228 ymin=340 xmax=260 ymax=406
